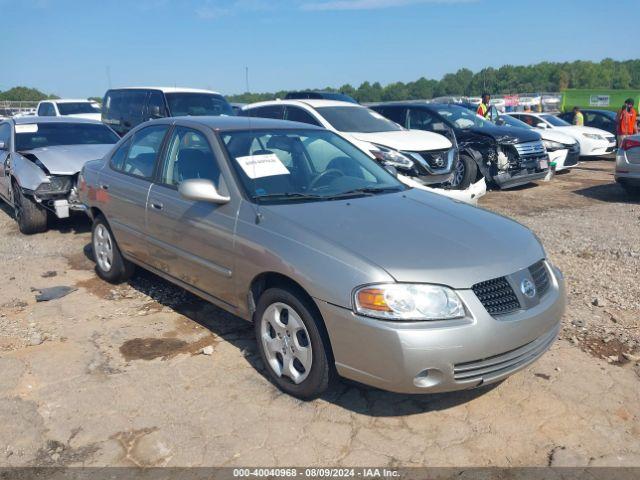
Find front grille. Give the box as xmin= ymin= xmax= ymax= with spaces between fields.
xmin=472 ymin=277 xmax=521 ymax=315
xmin=407 ymin=149 xmax=451 ymax=172
xmin=514 ymin=141 xmax=546 ymax=157
xmin=453 ymin=327 xmax=557 ymax=382
xmin=529 ymin=261 xmax=550 ymax=297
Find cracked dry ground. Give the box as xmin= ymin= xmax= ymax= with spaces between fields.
xmin=1 ymin=159 xmax=639 ymax=468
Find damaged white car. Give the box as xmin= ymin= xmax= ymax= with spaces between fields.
xmin=0 ymin=117 xmax=119 ymax=234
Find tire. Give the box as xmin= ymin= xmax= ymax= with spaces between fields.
xmin=12 ymin=181 xmax=47 ymax=235
xmin=91 ymin=215 xmax=135 ymax=283
xmin=254 ymin=287 xmax=333 ymax=400
xmin=450 ymin=154 xmax=477 ymax=189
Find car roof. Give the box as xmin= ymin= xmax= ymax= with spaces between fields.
xmin=11 ymin=116 xmax=103 ymax=125
xmin=107 ymin=86 xmax=222 ymax=95
xmin=168 ymin=115 xmax=324 ymax=131
xmin=510 ymin=112 xmax=544 ymax=116
xmin=367 ymin=101 xmax=434 ymax=108
xmin=44 ymin=99 xmax=96 ymax=104
xmin=246 ymin=99 xmax=362 ymax=109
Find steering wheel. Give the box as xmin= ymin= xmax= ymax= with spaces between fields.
xmin=309 ymin=169 xmax=345 ymax=190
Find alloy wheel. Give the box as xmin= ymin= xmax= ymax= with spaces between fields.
xmin=93 ymin=224 xmax=114 ymax=272
xmin=260 ymin=302 xmax=312 ymax=384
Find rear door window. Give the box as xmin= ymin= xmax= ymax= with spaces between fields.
xmin=121 ymin=125 xmax=169 ymax=179
xmin=285 ymin=107 xmax=321 ymax=126
xmin=245 ymin=105 xmax=285 ymax=120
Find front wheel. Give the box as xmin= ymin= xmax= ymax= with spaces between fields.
xmin=254 ymin=287 xmax=333 ymax=400
xmin=450 ymin=154 xmax=477 ymax=189
xmin=12 ymin=182 xmax=47 ymax=234
xmin=92 ymin=215 xmax=135 ymax=283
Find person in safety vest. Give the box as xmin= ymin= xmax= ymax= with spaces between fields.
xmin=572 ymin=106 xmax=584 ymax=126
xmin=477 ymin=93 xmax=491 ymax=119
xmin=616 ymin=98 xmax=638 ymax=145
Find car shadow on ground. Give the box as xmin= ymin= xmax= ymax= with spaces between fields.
xmin=81 ymin=244 xmax=498 ymax=416
xmin=574 ymin=182 xmax=640 ymax=204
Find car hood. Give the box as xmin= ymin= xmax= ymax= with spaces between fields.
xmin=18 ymin=144 xmax=113 ymax=175
xmin=467 ymin=124 xmax=542 ymax=143
xmin=556 ymin=125 xmax=613 ymax=138
xmin=262 ymin=188 xmax=545 ymax=289
xmin=539 ymin=129 xmax=577 ymax=145
xmin=347 ymin=130 xmax=452 ymax=152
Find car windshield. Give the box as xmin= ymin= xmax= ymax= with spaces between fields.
xmin=16 ymin=123 xmax=119 ymax=150
xmin=315 ymin=106 xmax=403 ymax=133
xmin=57 ymin=102 xmax=101 ymax=115
xmin=165 ymin=93 xmax=233 ymax=117
xmin=541 ymin=114 xmax=570 ymax=127
xmin=221 ymin=129 xmax=405 ymax=203
xmin=435 ymin=105 xmax=491 ymax=129
xmin=499 ymin=115 xmax=532 ymax=129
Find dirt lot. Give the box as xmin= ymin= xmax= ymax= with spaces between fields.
xmin=0 ymin=159 xmax=639 ymax=468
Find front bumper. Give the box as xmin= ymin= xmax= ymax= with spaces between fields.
xmin=318 ymin=265 xmax=566 ymax=394
xmin=581 ymin=138 xmax=616 ymax=156
xmin=550 ymin=148 xmax=580 ymax=171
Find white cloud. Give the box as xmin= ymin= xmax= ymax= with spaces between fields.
xmin=301 ymin=0 xmax=474 ymax=11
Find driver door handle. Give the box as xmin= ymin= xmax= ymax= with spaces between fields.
xmin=151 ymin=202 xmax=163 ymax=210
xmin=100 ymin=184 xmax=109 ymax=190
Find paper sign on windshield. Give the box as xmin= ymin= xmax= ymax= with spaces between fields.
xmin=15 ymin=124 xmax=38 ymax=133
xmin=235 ymin=154 xmax=290 ymax=179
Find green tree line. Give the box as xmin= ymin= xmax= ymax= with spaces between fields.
xmin=228 ymin=58 xmax=640 ymax=103
xmin=2 ymin=58 xmax=639 ymax=103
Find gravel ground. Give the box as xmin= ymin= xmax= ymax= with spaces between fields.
xmin=481 ymin=159 xmax=640 ymax=364
xmin=0 ymin=158 xmax=638 ymax=468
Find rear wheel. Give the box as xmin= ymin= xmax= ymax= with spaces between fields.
xmin=450 ymin=154 xmax=477 ymax=189
xmin=12 ymin=181 xmax=47 ymax=234
xmin=92 ymin=215 xmax=135 ymax=283
xmin=254 ymin=287 xmax=333 ymax=400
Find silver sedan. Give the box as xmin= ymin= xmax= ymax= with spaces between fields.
xmin=615 ymin=134 xmax=640 ymax=197
xmin=79 ymin=116 xmax=566 ymax=399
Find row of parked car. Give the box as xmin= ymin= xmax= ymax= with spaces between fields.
xmin=0 ymin=84 xmax=631 ymax=399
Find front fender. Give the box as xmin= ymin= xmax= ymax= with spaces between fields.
xmin=12 ymin=153 xmax=48 ymax=191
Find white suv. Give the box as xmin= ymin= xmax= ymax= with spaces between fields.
xmin=242 ymin=100 xmax=459 ymax=184
xmin=36 ymin=99 xmax=102 ymax=121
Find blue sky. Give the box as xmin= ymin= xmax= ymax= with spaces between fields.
xmin=3 ymin=0 xmax=639 ymax=97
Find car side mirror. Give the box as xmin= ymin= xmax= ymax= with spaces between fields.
xmin=178 ymin=178 xmax=230 ymax=204
xmin=384 ymin=164 xmax=398 ymax=177
xmin=536 ymin=122 xmax=548 ymax=129
xmin=148 ymin=105 xmax=165 ymax=119
xmin=495 ymin=118 xmax=505 ymax=126
xmin=0 ymin=141 xmax=6 ymax=150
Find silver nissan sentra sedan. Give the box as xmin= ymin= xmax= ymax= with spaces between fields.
xmin=79 ymin=116 xmax=566 ymax=399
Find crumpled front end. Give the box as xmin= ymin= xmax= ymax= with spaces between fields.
xmin=489 ymin=140 xmax=550 ymax=189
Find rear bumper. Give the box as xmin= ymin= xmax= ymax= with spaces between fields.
xmin=615 ymin=149 xmax=640 ymax=182
xmin=317 ymin=265 xmax=566 ymax=394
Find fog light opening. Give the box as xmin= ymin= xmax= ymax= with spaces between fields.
xmin=413 ymin=368 xmax=444 ymax=388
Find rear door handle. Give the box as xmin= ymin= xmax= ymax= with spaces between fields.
xmin=151 ymin=202 xmax=163 ymax=210
xmin=100 ymin=184 xmax=109 ymax=190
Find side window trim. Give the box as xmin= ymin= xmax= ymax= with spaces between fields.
xmin=109 ymin=138 xmax=132 ymax=172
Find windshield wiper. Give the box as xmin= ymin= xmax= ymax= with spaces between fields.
xmin=253 ymin=192 xmax=325 ymax=202
xmin=329 ymin=186 xmax=402 ymax=199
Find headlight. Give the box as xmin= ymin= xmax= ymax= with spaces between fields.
xmin=354 ymin=283 xmax=465 ymax=321
xmin=583 ymin=133 xmax=603 ymax=140
xmin=370 ymin=146 xmax=414 ymax=169
xmin=36 ymin=176 xmax=73 ymax=194
xmin=542 ymin=140 xmax=565 ymax=152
